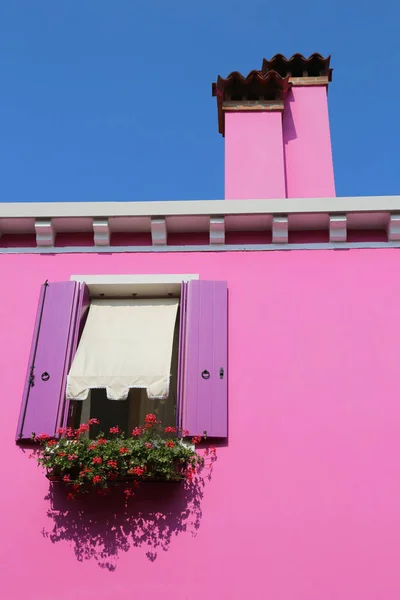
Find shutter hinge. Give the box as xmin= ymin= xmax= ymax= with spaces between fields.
xmin=29 ymin=366 xmax=35 ymax=387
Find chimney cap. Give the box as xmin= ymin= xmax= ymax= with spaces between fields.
xmin=262 ymin=53 xmax=332 ymax=80
xmin=212 ymin=70 xmax=291 ymax=136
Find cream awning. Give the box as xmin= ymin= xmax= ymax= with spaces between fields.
xmin=66 ymin=298 xmax=179 ymax=401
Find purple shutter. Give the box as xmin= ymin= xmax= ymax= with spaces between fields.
xmin=176 ymin=281 xmax=187 ymax=432
xmin=62 ymin=282 xmax=90 ymax=427
xmin=71 ymin=283 xmax=90 ymax=356
xmin=16 ymin=281 xmax=80 ymax=441
xmin=178 ymin=280 xmax=228 ymax=438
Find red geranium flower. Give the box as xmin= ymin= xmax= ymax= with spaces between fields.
xmin=132 ymin=427 xmax=142 ymax=437
xmin=63 ymin=475 xmax=70 ymax=482
xmin=109 ymin=426 xmax=119 ymax=434
xmin=57 ymin=451 xmax=67 ymax=457
xmin=129 ymin=466 xmax=145 ymax=476
xmin=186 ymin=465 xmax=196 ymax=481
xmin=165 ymin=441 xmax=175 ymax=448
xmin=47 ymin=439 xmax=57 ymax=446
xmin=119 ymin=447 xmax=129 ymax=455
xmin=88 ymin=444 xmax=97 ymax=451
xmin=92 ymin=475 xmax=102 ymax=484
xmin=92 ymin=456 xmax=102 ymax=464
xmin=57 ymin=427 xmax=65 ymax=435
xmin=165 ymin=426 xmax=176 ymax=433
xmin=192 ymin=436 xmax=201 ymax=445
xmin=88 ymin=418 xmax=100 ymax=425
xmin=107 ymin=460 xmax=118 ymax=468
xmin=144 ymin=414 xmax=157 ymax=424
xmin=78 ymin=423 xmax=89 ymax=433
xmin=67 ymin=454 xmax=78 ymax=461
xmin=97 ymin=438 xmax=107 ymax=445
xmin=145 ymin=442 xmax=152 ymax=449
xmin=79 ymin=470 xmax=88 ymax=477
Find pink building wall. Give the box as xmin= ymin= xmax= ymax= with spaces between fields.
xmin=224 ymin=112 xmax=286 ymax=199
xmin=2 ymin=248 xmax=400 ymax=599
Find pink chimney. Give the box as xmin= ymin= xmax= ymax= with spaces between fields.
xmin=212 ymin=53 xmax=336 ymax=200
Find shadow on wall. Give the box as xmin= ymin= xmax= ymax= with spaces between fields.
xmin=41 ymin=457 xmax=216 ymax=571
xmin=283 ymin=91 xmax=297 ymax=144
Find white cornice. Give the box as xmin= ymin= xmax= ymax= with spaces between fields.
xmin=0 ymin=196 xmax=400 ymax=218
xmin=1 ymin=241 xmax=400 ymax=254
xmin=0 ymin=196 xmax=399 ymax=251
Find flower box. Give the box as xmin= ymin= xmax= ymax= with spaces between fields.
xmin=46 ymin=473 xmax=183 ymax=484
xmin=34 ymin=414 xmax=203 ymax=499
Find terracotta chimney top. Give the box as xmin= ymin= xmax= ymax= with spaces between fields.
xmin=261 ymin=53 xmax=332 ymax=80
xmin=212 ymin=70 xmax=291 ymax=137
xmin=212 ymin=53 xmax=332 ymax=136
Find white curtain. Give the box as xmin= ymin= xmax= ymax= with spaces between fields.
xmin=66 ymin=298 xmax=179 ymax=401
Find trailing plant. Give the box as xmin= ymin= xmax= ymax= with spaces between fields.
xmin=33 ymin=414 xmax=207 ymax=501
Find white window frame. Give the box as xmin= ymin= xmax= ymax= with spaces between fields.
xmin=68 ymin=274 xmax=198 ymax=435
xmin=69 ymin=273 xmax=199 ymax=298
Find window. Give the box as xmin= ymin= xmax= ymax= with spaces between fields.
xmin=16 ymin=278 xmax=228 ymax=442
xmin=68 ymin=299 xmax=180 ymax=438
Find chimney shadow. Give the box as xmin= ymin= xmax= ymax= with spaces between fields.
xmin=283 ymin=92 xmax=297 ymax=144
xmin=282 ymin=91 xmax=297 ymax=196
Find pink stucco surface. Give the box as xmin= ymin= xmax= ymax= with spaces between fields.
xmin=224 ymin=111 xmax=286 ymax=199
xmin=283 ymin=86 xmax=336 ymax=198
xmin=1 ymin=249 xmax=400 ymax=599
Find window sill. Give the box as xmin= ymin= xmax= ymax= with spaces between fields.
xmin=46 ymin=473 xmax=184 ymax=484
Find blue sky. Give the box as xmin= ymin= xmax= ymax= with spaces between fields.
xmin=0 ymin=1 xmax=398 ymax=202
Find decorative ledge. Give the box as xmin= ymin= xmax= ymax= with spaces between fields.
xmin=222 ymin=100 xmax=284 ymax=112
xmin=93 ymin=219 xmax=110 ymax=246
xmin=272 ymin=216 xmax=288 ymax=243
xmin=329 ymin=215 xmax=347 ymax=242
xmin=210 ymin=217 xmax=225 ymax=245
xmin=151 ymin=217 xmax=167 ymax=245
xmin=288 ymin=76 xmax=330 ymax=86
xmin=387 ymin=215 xmax=400 ymax=241
xmin=0 ymin=196 xmax=399 ymax=252
xmin=35 ymin=219 xmax=54 ymax=247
